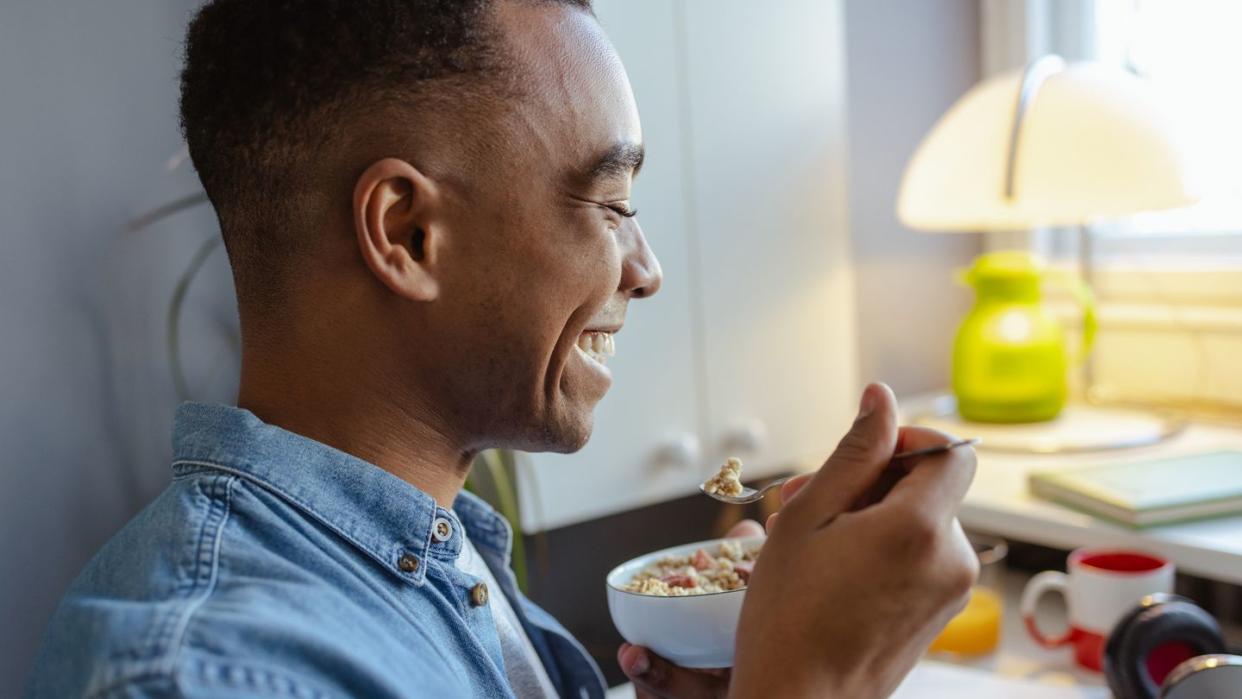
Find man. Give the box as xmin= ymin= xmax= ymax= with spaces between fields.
xmin=28 ymin=1 xmax=978 ymax=697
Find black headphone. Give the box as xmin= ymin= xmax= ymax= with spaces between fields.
xmin=1102 ymin=593 xmax=1229 ymax=699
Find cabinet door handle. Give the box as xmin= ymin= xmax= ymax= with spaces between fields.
xmin=652 ymin=433 xmax=701 ymax=470
xmin=721 ymin=419 xmax=767 ymax=454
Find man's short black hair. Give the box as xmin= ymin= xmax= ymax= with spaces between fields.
xmin=179 ymin=0 xmax=591 ymax=309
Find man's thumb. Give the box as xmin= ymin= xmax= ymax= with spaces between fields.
xmin=780 ymin=383 xmax=899 ymax=525
xmin=832 ymin=382 xmax=899 ymax=468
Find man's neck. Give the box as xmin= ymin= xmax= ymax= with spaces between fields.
xmin=237 ymin=358 xmax=475 ymax=510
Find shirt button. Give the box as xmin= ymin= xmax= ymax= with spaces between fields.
xmin=398 ymin=553 xmax=419 ymax=573
xmin=470 ymin=582 xmax=489 ymax=607
xmin=432 ymin=517 xmax=453 ymax=542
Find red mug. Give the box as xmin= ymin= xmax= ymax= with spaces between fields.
xmin=1021 ymin=549 xmax=1174 ymax=671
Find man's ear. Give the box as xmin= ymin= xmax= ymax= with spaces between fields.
xmin=353 ymin=157 xmax=443 ymax=301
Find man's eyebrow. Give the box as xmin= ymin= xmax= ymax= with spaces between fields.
xmin=584 ymin=142 xmax=645 ymax=182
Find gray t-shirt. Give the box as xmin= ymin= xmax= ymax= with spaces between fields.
xmin=456 ymin=534 xmax=560 ymax=698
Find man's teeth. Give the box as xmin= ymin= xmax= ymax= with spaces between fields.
xmin=577 ymin=332 xmax=616 ymax=364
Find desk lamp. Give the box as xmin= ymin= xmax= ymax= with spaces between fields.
xmin=898 ymin=56 xmax=1198 ymax=424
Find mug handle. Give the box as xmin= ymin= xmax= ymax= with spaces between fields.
xmin=1021 ymin=570 xmax=1074 ymax=648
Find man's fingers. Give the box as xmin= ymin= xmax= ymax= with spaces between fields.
xmin=894 ymin=425 xmax=959 ymax=456
xmin=780 ymin=382 xmax=899 ymax=530
xmin=618 ymin=644 xmax=729 ymax=699
xmin=779 ymin=473 xmax=813 ymax=502
xmin=846 ymin=426 xmax=954 ymax=510
xmin=879 ymin=426 xmax=977 ymax=525
xmin=724 ymin=519 xmax=764 ymax=539
xmin=766 ymin=474 xmax=812 ymax=534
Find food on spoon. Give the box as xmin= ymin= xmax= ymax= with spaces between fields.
xmin=702 ymin=457 xmax=745 ymax=497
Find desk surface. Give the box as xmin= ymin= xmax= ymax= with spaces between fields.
xmin=930 ymin=407 xmax=1242 ymax=585
xmin=927 ymin=568 xmax=1109 ymax=696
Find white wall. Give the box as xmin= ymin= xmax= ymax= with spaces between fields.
xmin=0 ymin=1 xmax=237 ymax=693
xmin=844 ymin=0 xmax=983 ymax=395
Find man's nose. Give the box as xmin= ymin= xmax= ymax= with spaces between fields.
xmin=619 ymin=220 xmax=662 ymax=299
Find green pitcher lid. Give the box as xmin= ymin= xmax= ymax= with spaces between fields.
xmin=959 ymin=250 xmax=1046 ymax=295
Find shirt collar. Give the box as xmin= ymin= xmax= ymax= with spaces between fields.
xmin=171 ymin=402 xmax=510 ymax=586
xmin=451 ymin=489 xmax=515 ymax=566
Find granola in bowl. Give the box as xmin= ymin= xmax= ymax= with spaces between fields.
xmin=607 ymin=534 xmax=765 ymax=667
xmin=702 ymin=457 xmax=744 ymax=497
xmin=622 ymin=538 xmax=760 ymax=596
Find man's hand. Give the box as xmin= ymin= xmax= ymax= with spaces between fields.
xmin=618 ymin=519 xmax=764 ymax=699
xmin=616 ymin=383 xmax=977 ymax=699
xmin=730 ymin=383 xmax=978 ymax=698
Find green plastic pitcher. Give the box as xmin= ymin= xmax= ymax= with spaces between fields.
xmin=952 ymin=251 xmax=1097 ymax=423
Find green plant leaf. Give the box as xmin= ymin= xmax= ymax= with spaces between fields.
xmin=480 ymin=449 xmax=527 ymax=593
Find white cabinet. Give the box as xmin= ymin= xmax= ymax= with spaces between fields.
xmin=517 ymin=0 xmax=859 ymax=533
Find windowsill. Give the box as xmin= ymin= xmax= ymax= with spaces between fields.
xmin=1044 ymin=261 xmax=1242 ymax=413
xmin=1048 ymin=299 xmax=1242 ymax=333
xmin=1050 ymin=261 xmax=1242 ymax=307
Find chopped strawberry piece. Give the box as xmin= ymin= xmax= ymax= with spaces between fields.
xmin=662 ymin=574 xmax=696 ymax=588
xmin=692 ymin=548 xmax=714 ymax=571
xmin=732 ymin=561 xmax=755 ymax=582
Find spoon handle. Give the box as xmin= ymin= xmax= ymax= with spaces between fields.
xmin=704 ymin=437 xmax=980 ymax=505
xmin=891 ymin=437 xmax=981 ymax=461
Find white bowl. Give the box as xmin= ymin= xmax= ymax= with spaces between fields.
xmin=606 ymin=535 xmax=763 ymax=669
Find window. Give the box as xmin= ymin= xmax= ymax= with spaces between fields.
xmin=1091 ymin=0 xmax=1242 ymax=255
xmin=987 ymin=0 xmax=1242 ymax=414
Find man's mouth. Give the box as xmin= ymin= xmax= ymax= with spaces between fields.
xmin=575 ymin=330 xmax=616 ymax=366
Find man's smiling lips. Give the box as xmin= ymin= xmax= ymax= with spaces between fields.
xmin=576 ymin=326 xmax=620 ymax=366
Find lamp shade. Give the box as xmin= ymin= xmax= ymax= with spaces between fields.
xmin=898 ymin=60 xmax=1199 ymax=231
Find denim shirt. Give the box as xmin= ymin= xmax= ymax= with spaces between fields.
xmin=27 ymin=403 xmax=607 ymax=699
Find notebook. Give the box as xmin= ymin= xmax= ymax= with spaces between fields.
xmin=1028 ymin=450 xmax=1242 ymax=527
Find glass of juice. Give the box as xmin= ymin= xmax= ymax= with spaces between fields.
xmin=929 ymin=533 xmax=1008 ymax=656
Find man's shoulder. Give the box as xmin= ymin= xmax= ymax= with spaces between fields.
xmin=26 ymin=473 xmax=276 ymax=697
xmin=27 ymin=649 xmax=346 ymax=699
xmin=28 ymin=471 xmax=487 ymax=699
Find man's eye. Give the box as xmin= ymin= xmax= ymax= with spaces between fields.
xmin=602 ymin=202 xmax=638 ymax=218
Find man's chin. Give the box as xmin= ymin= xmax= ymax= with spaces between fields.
xmin=544 ymin=431 xmax=591 ymax=454
xmin=519 ymin=410 xmax=595 ymax=455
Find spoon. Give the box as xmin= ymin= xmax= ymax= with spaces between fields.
xmin=699 ymin=437 xmax=981 ymax=505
